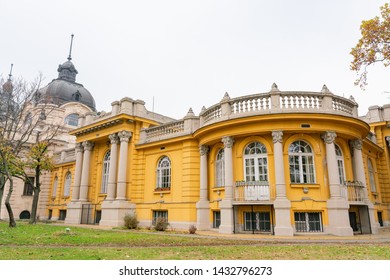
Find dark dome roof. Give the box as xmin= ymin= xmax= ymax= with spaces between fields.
xmin=37 ymin=59 xmax=96 ymax=111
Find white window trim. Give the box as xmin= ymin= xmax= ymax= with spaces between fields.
xmin=243 ymin=142 xmax=268 ymax=183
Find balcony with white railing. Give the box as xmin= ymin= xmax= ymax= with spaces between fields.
xmin=341 ymin=181 xmax=366 ymax=203
xmin=138 ymin=84 xmax=359 ymax=143
xmin=233 ymin=181 xmax=274 ymax=204
xmin=199 ymin=84 xmax=359 ymax=127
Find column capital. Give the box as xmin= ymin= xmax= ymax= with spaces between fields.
xmin=351 ymin=139 xmax=363 ymax=150
xmin=75 ymin=142 xmax=84 ymax=153
xmin=82 ymin=141 xmax=94 ymax=151
xmin=272 ymin=130 xmax=283 ymax=143
xmin=108 ymin=133 xmax=119 ymax=144
xmin=222 ymin=136 xmax=234 ymax=148
xmin=199 ymin=145 xmax=209 ymax=156
xmin=118 ymin=130 xmax=132 ymax=142
xmin=322 ymin=131 xmax=337 ymax=144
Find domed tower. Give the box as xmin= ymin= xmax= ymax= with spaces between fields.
xmin=37 ymin=35 xmax=96 ymax=111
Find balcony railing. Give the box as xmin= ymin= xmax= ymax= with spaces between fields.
xmin=341 ymin=181 xmax=365 ymax=202
xmin=200 ymin=90 xmax=358 ymax=126
xmin=234 ymin=181 xmax=273 ymax=203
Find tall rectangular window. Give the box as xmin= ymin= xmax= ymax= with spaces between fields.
xmin=213 ymin=211 xmax=221 ymax=228
xmin=23 ymin=177 xmax=34 ymax=196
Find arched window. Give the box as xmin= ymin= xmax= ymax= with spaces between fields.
xmin=335 ymin=144 xmax=346 ymax=184
xmin=288 ymin=140 xmax=315 ymax=184
xmin=156 ymin=156 xmax=171 ymax=189
xmin=244 ymin=142 xmax=268 ymax=182
xmin=215 ymin=149 xmax=225 ymax=187
xmin=101 ymin=151 xmax=110 ymax=193
xmin=52 ymin=176 xmax=58 ymax=197
xmin=63 ymin=172 xmax=72 ymax=197
xmin=367 ymin=159 xmax=377 ymax=192
xmin=65 ymin=113 xmax=79 ymax=126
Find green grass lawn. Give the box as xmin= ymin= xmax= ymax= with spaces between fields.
xmin=0 ymin=221 xmax=389 ymax=260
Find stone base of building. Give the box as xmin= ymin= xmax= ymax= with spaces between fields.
xmin=274 ymin=198 xmax=294 ymax=236
xmin=218 ymin=199 xmax=234 ymax=234
xmin=64 ymin=201 xmax=83 ymax=224
xmin=196 ymin=200 xmax=210 ymax=230
xmin=327 ymin=199 xmax=353 ymax=236
xmin=99 ymin=200 xmax=136 ymax=227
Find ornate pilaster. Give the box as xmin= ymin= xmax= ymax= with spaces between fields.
xmin=219 ymin=136 xmax=234 ymax=234
xmin=199 ymin=144 xmax=209 ymax=201
xmin=197 ymin=144 xmax=210 ymax=230
xmin=71 ymin=143 xmax=84 ymax=201
xmin=272 ymin=130 xmax=293 ymax=236
xmin=106 ymin=134 xmax=119 ymax=201
xmin=116 ymin=131 xmax=132 ymax=200
xmin=350 ymin=138 xmax=379 ymax=234
xmin=322 ymin=131 xmax=353 ymax=236
xmin=79 ymin=141 xmax=94 ymax=202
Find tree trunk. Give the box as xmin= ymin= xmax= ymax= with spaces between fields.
xmin=29 ymin=166 xmax=40 ymax=224
xmin=5 ymin=176 xmax=16 ymax=227
xmin=0 ymin=176 xmax=4 ymax=219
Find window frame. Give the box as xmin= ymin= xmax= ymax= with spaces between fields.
xmin=215 ymin=148 xmax=225 ymax=187
xmin=294 ymin=212 xmax=323 ymax=232
xmin=64 ymin=113 xmax=79 ymax=127
xmin=23 ymin=177 xmax=35 ymax=196
xmin=243 ymin=142 xmax=268 ymax=183
xmin=243 ymin=211 xmax=271 ymax=232
xmin=63 ymin=172 xmax=72 ymax=197
xmin=367 ymin=158 xmax=377 ymax=193
xmin=152 ymin=210 xmax=168 ymax=225
xmin=288 ymin=140 xmax=316 ymax=184
xmin=100 ymin=150 xmax=110 ymax=194
xmin=52 ymin=176 xmax=58 ymax=198
xmin=335 ymin=144 xmax=346 ymax=184
xmin=156 ymin=156 xmax=171 ymax=190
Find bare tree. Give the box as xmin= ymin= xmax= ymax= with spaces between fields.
xmin=0 ymin=73 xmax=60 ymax=227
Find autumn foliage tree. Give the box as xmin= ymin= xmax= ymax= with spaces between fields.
xmin=1 ymin=73 xmax=59 ymax=227
xmin=351 ymin=3 xmax=390 ymax=89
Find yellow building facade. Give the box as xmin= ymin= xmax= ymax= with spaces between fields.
xmin=47 ymin=84 xmax=390 ymax=236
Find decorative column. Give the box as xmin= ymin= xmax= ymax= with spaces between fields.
xmin=322 ymin=131 xmax=353 ymax=236
xmin=196 ymin=145 xmax=210 ymax=230
xmin=322 ymin=131 xmax=342 ymax=198
xmin=79 ymin=141 xmax=94 ymax=202
xmin=116 ymin=130 xmax=132 ymax=200
xmin=65 ymin=142 xmax=85 ymax=224
xmin=351 ymin=139 xmax=379 ymax=234
xmin=71 ymin=142 xmax=84 ymax=201
xmin=219 ymin=136 xmax=234 ymax=234
xmin=101 ymin=131 xmax=135 ymax=227
xmin=106 ymin=133 xmax=119 ymax=201
xmin=272 ymin=131 xmax=293 ymax=236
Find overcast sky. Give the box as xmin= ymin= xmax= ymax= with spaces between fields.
xmin=1 ymin=0 xmax=389 ymax=119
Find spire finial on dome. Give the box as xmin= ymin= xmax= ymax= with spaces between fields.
xmin=8 ymin=64 xmax=13 ymax=80
xmin=67 ymin=34 xmax=74 ymax=61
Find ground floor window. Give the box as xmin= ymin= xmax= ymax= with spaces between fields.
xmin=294 ymin=212 xmax=323 ymax=232
xmin=377 ymin=211 xmax=383 ymax=227
xmin=59 ymin=210 xmax=67 ymax=221
xmin=213 ymin=211 xmax=221 ymax=228
xmin=243 ymin=212 xmax=271 ymax=232
xmin=19 ymin=210 xmax=31 ymax=220
xmin=152 ymin=210 xmax=168 ymax=225
xmin=48 ymin=210 xmax=53 ymax=220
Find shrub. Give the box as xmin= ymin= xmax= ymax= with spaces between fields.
xmin=123 ymin=212 xmax=139 ymax=229
xmin=188 ymin=224 xmax=197 ymax=234
xmin=154 ymin=217 xmax=169 ymax=231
